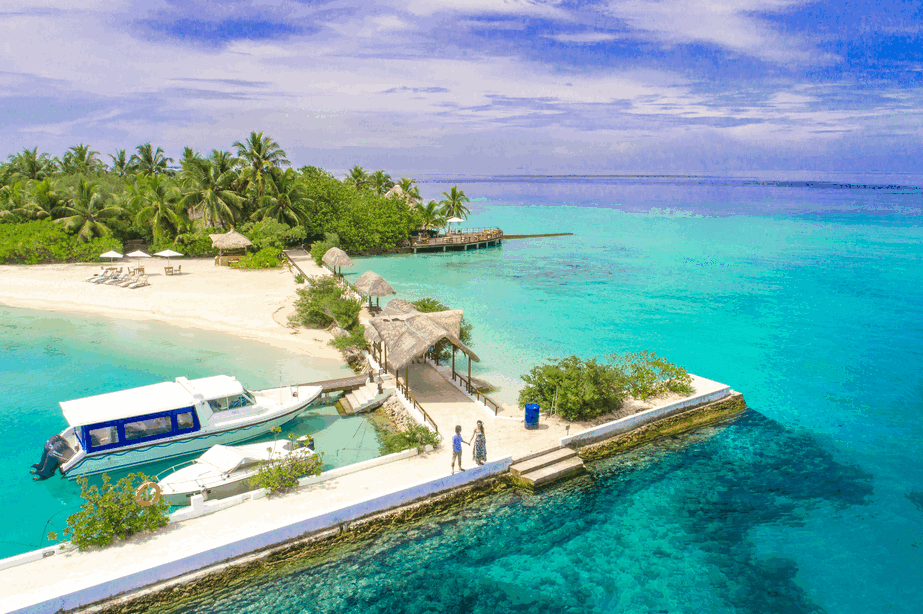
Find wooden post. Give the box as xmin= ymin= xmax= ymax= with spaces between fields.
xmin=467 ymin=355 xmax=472 ymax=393
xmin=452 ymin=346 xmax=456 ymax=379
xmin=405 ymin=365 xmax=409 ymax=392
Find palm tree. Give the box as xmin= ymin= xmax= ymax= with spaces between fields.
xmin=415 ymin=199 xmax=446 ymax=232
xmin=108 ymin=149 xmax=132 ymax=176
xmin=1 ymin=181 xmax=30 ymax=220
xmin=180 ymin=147 xmax=203 ymax=172
xmin=56 ymin=180 xmax=125 ymax=242
xmin=130 ymin=143 xmax=173 ymax=176
xmin=251 ymin=168 xmax=311 ymax=227
xmin=209 ymin=149 xmax=238 ymax=175
xmin=370 ymin=170 xmax=394 ymax=196
xmin=180 ymin=158 xmax=243 ymax=228
xmin=61 ymin=144 xmax=103 ymax=175
xmin=233 ymin=132 xmax=289 ymax=202
xmin=8 ymin=148 xmax=56 ymax=180
xmin=132 ymin=176 xmax=184 ymax=244
xmin=24 ymin=178 xmax=65 ymax=219
xmin=397 ymin=177 xmax=422 ymax=206
xmin=439 ymin=185 xmax=471 ymax=220
xmin=346 ymin=165 xmax=369 ymax=190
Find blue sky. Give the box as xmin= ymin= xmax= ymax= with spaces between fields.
xmin=2 ymin=0 xmax=922 ymax=174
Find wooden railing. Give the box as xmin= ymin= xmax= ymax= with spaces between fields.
xmin=451 ymin=370 xmax=502 ymax=415
xmin=396 ymin=375 xmax=439 ymax=433
xmin=411 ymin=228 xmax=503 ymax=247
xmin=281 ymin=250 xmax=309 ymax=280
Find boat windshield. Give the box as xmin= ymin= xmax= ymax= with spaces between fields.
xmin=208 ymin=392 xmax=255 ymax=412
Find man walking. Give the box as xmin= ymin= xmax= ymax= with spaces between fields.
xmin=451 ymin=425 xmax=468 ymax=474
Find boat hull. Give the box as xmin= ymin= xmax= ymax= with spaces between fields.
xmin=61 ymin=388 xmax=321 ymax=479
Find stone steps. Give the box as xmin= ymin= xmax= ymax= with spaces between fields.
xmin=340 ymin=382 xmax=388 ymax=414
xmin=509 ymin=446 xmax=585 ymax=488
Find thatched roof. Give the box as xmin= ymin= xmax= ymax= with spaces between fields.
xmin=353 ymin=271 xmax=396 ymax=297
xmin=209 ymin=229 xmax=252 ymax=250
xmin=322 ymin=247 xmax=353 ymax=269
xmin=365 ymin=299 xmax=479 ymax=371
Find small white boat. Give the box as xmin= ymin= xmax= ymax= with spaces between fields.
xmin=32 ymin=375 xmax=323 ymax=480
xmin=157 ymin=440 xmax=317 ymax=506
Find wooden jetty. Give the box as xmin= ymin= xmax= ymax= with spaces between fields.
xmin=406 ymin=228 xmax=503 ymax=254
xmin=299 ymin=374 xmax=370 ymax=394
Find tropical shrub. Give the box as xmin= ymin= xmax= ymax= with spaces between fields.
xmin=0 ymin=220 xmax=122 ymax=264
xmin=375 ymin=422 xmax=440 ymax=455
xmin=249 ymin=430 xmax=324 ymax=494
xmin=294 ymin=273 xmax=305 ymax=284
xmin=309 ymin=232 xmax=340 ymax=265
xmin=240 ymin=218 xmax=306 ymax=250
xmin=291 ymin=276 xmax=361 ymax=329
xmin=518 ymin=353 xmax=693 ymax=421
xmin=48 ymin=473 xmax=169 ymax=550
xmin=236 ymin=246 xmax=283 ymax=269
xmin=330 ymin=325 xmax=368 ymax=353
xmin=412 ymin=298 xmax=474 ymax=366
xmin=161 ymin=227 xmax=220 ymax=257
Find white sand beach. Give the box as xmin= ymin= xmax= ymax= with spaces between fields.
xmin=0 ymin=255 xmax=344 ymax=363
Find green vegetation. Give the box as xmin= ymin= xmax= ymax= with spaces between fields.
xmin=236 ymin=247 xmax=283 ymax=269
xmin=374 ymin=422 xmax=440 ymax=455
xmin=518 ymin=352 xmax=694 ymax=421
xmin=412 ymin=298 xmax=474 ymax=365
xmin=309 ymin=232 xmax=341 ymax=266
xmin=48 ymin=473 xmax=169 ymax=550
xmin=248 ymin=429 xmax=324 ymax=494
xmin=0 ymin=220 xmax=122 ymax=264
xmin=291 ymin=276 xmax=367 ymax=359
xmin=1 ymin=136 xmax=475 ymax=264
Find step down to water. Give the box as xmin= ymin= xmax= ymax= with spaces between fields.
xmin=509 ymin=447 xmax=585 ymax=489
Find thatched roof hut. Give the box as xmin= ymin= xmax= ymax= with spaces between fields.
xmin=353 ymin=271 xmax=396 ymax=297
xmin=209 ymin=229 xmax=252 ymax=252
xmin=322 ymin=247 xmax=353 ymax=275
xmin=365 ymin=299 xmax=479 ymax=372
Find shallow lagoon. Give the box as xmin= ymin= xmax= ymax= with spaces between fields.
xmin=0 ymin=307 xmax=373 ymax=559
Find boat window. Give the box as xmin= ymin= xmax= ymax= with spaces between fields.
xmin=124 ymin=416 xmax=173 ymax=441
xmin=88 ymin=426 xmax=119 ymax=448
xmin=228 ymin=394 xmax=254 ymax=409
xmin=176 ymin=411 xmax=195 ymax=430
xmin=208 ymin=397 xmax=229 ymax=412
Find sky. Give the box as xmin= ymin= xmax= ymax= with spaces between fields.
xmin=2 ymin=0 xmax=922 ymax=175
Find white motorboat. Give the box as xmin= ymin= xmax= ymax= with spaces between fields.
xmin=31 ymin=376 xmax=323 ymax=480
xmin=157 ymin=439 xmax=318 ymax=506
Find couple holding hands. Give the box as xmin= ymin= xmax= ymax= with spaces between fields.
xmin=451 ymin=421 xmax=487 ymax=473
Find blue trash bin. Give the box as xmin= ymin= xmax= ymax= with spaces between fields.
xmin=524 ymin=403 xmax=540 ymax=430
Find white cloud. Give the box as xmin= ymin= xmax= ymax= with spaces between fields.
xmin=548 ymin=32 xmax=621 ymax=44
xmin=604 ymin=0 xmax=836 ymax=65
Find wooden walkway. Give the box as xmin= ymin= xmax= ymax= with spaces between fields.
xmin=407 ymin=228 xmax=503 ymax=254
xmin=299 ymin=374 xmax=369 ymax=393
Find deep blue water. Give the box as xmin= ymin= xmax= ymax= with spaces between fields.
xmin=0 ymin=309 xmax=372 ymax=559
xmin=166 ymin=175 xmax=921 ymax=614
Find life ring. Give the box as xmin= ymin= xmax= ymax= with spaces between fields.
xmin=135 ymin=481 xmax=162 ymax=507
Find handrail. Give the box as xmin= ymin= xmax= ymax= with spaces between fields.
xmin=395 ymin=375 xmax=439 ymax=433
xmin=281 ymin=250 xmax=309 ymax=281
xmin=451 ymin=370 xmax=502 ymax=415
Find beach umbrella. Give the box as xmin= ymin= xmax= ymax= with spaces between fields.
xmin=127 ymin=250 xmax=151 ymax=269
xmin=353 ymin=271 xmax=396 ymax=310
xmin=99 ymin=250 xmax=123 ymax=263
xmin=154 ymin=249 xmax=184 ymax=266
xmin=322 ymin=247 xmax=353 ymax=276
xmin=446 ymin=216 xmax=463 ymax=233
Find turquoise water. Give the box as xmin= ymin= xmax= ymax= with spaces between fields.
xmin=160 ymin=176 xmax=921 ymax=613
xmin=0 ymin=307 xmax=377 ymax=559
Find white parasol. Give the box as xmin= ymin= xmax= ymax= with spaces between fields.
xmin=127 ymin=250 xmax=151 ymax=269
xmin=154 ymin=249 xmax=184 ymax=266
xmin=446 ymin=216 xmax=463 ymax=233
xmin=99 ymin=250 xmax=123 ymax=263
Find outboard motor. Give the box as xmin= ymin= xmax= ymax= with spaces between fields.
xmin=31 ymin=435 xmax=75 ymax=481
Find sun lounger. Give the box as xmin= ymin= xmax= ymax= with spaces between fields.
xmin=127 ymin=275 xmax=149 ymax=289
xmin=92 ymin=268 xmax=120 ymax=283
xmin=106 ymin=271 xmax=130 ymax=285
xmin=117 ymin=271 xmax=141 ymax=287
xmin=85 ymin=267 xmax=107 ymax=282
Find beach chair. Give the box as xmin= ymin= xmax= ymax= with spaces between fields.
xmin=85 ymin=267 xmax=106 ymax=282
xmin=117 ymin=271 xmax=141 ymax=287
xmin=106 ymin=271 xmax=131 ymax=285
xmin=128 ymin=275 xmax=149 ymax=289
xmin=175 ymin=265 xmax=181 ymax=275
xmin=93 ymin=268 xmax=120 ymax=283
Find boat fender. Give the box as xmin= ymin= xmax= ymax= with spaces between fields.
xmin=135 ymin=482 xmax=162 ymax=507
